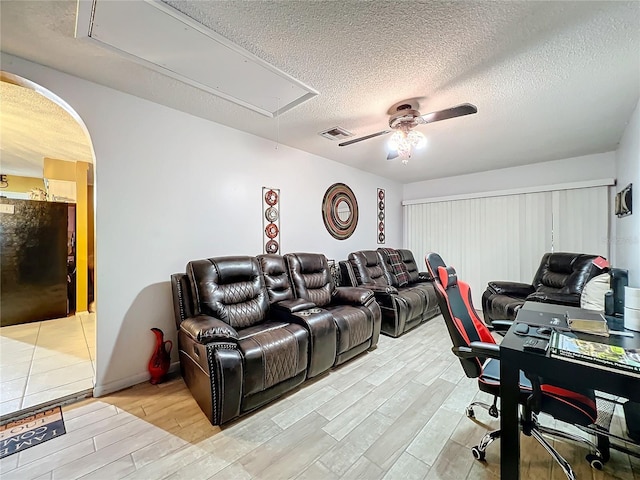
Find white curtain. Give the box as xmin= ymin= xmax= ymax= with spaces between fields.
xmin=404 ymin=186 xmax=609 ymax=308
xmin=552 ymin=186 xmax=610 ymax=256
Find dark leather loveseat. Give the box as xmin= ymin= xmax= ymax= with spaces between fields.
xmin=481 ymin=252 xmax=607 ymax=324
xmin=341 ymin=248 xmax=440 ymax=337
xmin=171 ymin=253 xmax=380 ymax=425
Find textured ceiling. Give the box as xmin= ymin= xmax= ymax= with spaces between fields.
xmin=0 ymin=1 xmax=638 ymax=184
xmin=0 ymin=80 xmax=93 ymax=178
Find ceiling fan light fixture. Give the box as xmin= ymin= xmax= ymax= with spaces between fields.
xmin=339 ymin=100 xmax=476 ymax=166
xmin=388 ymin=129 xmax=426 ymax=164
xmin=407 ymin=130 xmax=427 ymax=149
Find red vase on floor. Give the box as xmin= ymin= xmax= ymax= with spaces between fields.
xmin=148 ymin=328 xmax=172 ymax=384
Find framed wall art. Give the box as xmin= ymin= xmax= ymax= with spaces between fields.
xmin=377 ymin=188 xmax=385 ymax=244
xmin=262 ymin=187 xmax=281 ymax=254
xmin=321 ymin=183 xmax=358 ymax=240
xmin=615 ymin=183 xmax=632 ymax=218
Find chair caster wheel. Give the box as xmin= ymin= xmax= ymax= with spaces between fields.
xmin=471 ymin=446 xmax=486 ymax=461
xmin=466 ymin=407 xmax=475 ymax=419
xmin=586 ymin=454 xmax=603 ymax=470
xmin=488 ymin=405 xmax=499 ymax=418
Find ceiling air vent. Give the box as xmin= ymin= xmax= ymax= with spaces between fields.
xmin=319 ymin=127 xmax=353 ymax=141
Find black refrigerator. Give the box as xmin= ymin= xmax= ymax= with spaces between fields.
xmin=1 ymin=198 xmax=70 ymax=327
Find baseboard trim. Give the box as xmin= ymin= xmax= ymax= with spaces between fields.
xmin=93 ymin=361 xmax=181 ymax=397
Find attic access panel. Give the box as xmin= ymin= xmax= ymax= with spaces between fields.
xmin=75 ymin=0 xmax=318 ymax=117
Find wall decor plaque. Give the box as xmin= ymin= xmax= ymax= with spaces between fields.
xmin=322 ymin=183 xmax=358 ymax=240
xmin=262 ymin=187 xmax=280 ymax=253
xmin=615 ymin=183 xmax=632 ymax=218
xmin=377 ymin=188 xmax=385 ymax=244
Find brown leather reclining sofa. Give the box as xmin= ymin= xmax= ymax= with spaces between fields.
xmin=171 ymin=252 xmax=381 ymax=425
xmin=340 ymin=248 xmax=440 ymax=337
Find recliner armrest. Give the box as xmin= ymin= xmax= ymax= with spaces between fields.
xmin=272 ymin=298 xmax=316 ymax=313
xmin=417 ymin=271 xmax=433 ymax=282
xmin=286 ymin=308 xmax=337 ymax=378
xmin=362 ymin=283 xmax=398 ymax=295
xmin=453 ymin=342 xmax=500 ymax=360
xmin=180 ymin=315 xmax=239 ymax=344
xmin=525 ymin=292 xmax=581 ymax=307
xmin=487 ymin=281 xmax=535 ymax=297
xmin=332 ymin=286 xmax=374 ymax=306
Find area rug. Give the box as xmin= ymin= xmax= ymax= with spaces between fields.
xmin=0 ymin=406 xmax=66 ymax=459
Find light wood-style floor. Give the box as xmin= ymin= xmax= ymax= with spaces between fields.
xmin=0 ymin=317 xmax=638 ymax=479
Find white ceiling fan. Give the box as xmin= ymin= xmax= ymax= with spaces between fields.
xmin=339 ymin=101 xmax=478 ymax=163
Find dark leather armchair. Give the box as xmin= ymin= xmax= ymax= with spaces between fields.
xmin=171 ymin=256 xmax=310 ymax=425
xmin=285 ymin=252 xmax=381 ymax=365
xmin=343 ymin=248 xmax=439 ymax=337
xmin=482 ymin=252 xmax=607 ymax=324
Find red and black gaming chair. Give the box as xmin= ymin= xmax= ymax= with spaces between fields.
xmin=424 ymin=252 xmax=604 ymax=479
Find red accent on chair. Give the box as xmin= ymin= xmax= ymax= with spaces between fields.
xmin=459 ymin=281 xmax=495 ymax=344
xmin=541 ymin=385 xmax=598 ymax=422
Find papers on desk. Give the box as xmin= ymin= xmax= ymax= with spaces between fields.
xmin=566 ymin=311 xmax=609 ymax=337
xmin=549 ymin=331 xmax=640 ymax=377
xmin=568 ymin=318 xmax=609 ymax=336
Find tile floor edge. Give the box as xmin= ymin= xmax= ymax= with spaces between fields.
xmin=0 ymin=388 xmax=93 ymax=425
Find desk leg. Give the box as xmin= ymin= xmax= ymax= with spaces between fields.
xmin=500 ymin=359 xmax=520 ymax=480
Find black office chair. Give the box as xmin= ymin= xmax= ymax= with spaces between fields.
xmin=424 ymin=253 xmax=604 ymax=479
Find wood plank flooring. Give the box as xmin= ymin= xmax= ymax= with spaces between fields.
xmin=1 ymin=317 xmax=638 ymax=479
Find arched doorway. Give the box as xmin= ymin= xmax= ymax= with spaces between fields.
xmin=0 ymin=72 xmax=97 ymax=419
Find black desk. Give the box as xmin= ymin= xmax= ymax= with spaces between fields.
xmin=499 ymin=302 xmax=640 ymax=479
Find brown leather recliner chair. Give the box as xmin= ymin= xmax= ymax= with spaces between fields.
xmin=342 ymin=248 xmax=440 ymax=337
xmin=285 ymin=252 xmax=382 ymax=366
xmin=481 ymin=252 xmax=608 ymax=324
xmin=171 ymin=256 xmax=313 ymax=425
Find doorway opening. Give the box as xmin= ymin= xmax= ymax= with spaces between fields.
xmin=0 ymin=72 xmax=96 ymax=419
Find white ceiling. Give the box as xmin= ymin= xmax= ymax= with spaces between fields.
xmin=1 ymin=1 xmax=638 ymax=184
xmin=0 ymin=80 xmax=93 ymax=178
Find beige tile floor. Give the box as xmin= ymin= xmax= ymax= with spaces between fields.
xmin=0 ymin=312 xmax=95 ymax=416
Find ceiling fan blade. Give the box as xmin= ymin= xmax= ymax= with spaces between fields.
xmin=338 ymin=129 xmax=391 ymax=147
xmin=387 ymin=149 xmax=399 ymax=160
xmin=416 ymin=103 xmax=478 ymax=125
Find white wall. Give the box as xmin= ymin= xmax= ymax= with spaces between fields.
xmin=403 ymin=152 xmax=616 ymax=201
xmin=614 ymin=99 xmax=640 ymax=287
xmin=1 ymin=54 xmax=403 ymax=395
